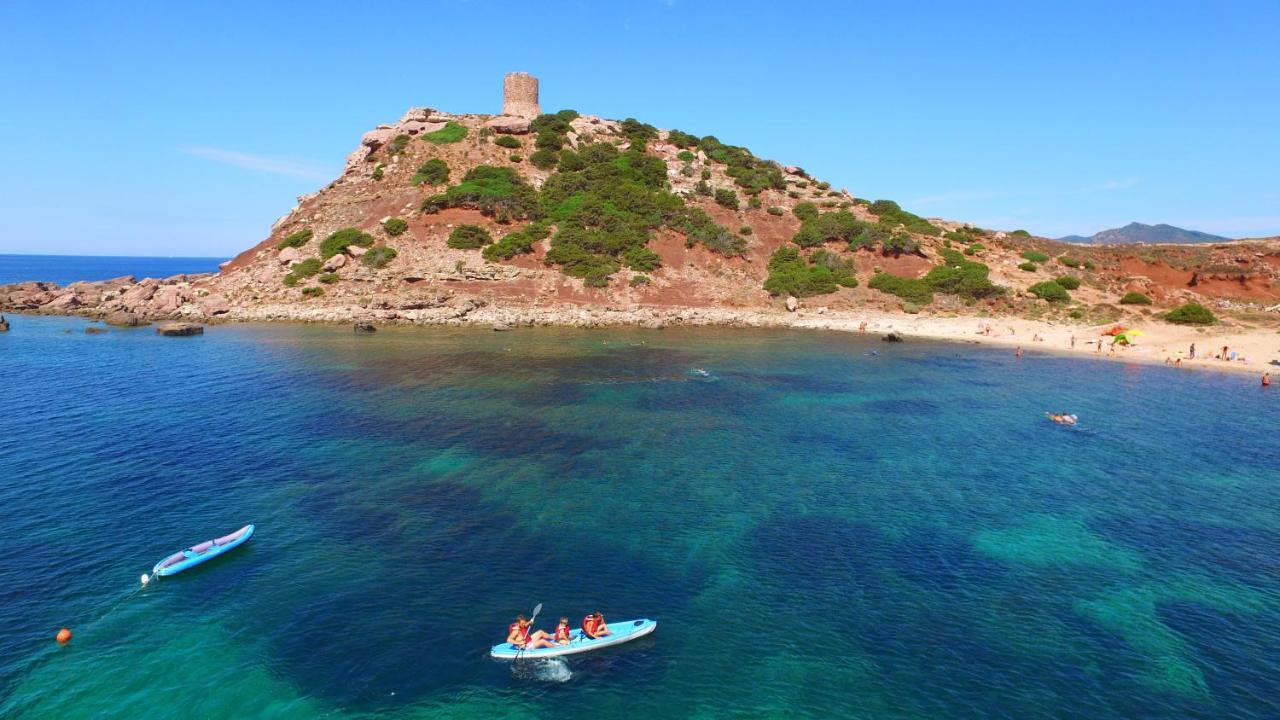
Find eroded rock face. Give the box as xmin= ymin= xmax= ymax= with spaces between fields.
xmin=361 ymin=128 xmax=397 ymax=149
xmin=199 ymin=296 xmax=230 ymax=317
xmin=156 ymin=322 xmax=203 ymax=337
xmin=485 ymin=115 xmax=531 ymax=134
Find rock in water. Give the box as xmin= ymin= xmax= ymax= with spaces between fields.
xmin=84 ymin=326 xmax=108 ymax=335
xmin=104 ymin=311 xmax=147 ymax=327
xmin=156 ymin=323 xmax=204 ymax=337
xmin=354 ymin=322 xmax=376 ymax=333
xmin=882 ymin=332 xmax=903 ymax=342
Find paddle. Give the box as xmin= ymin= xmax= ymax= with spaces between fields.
xmin=514 ymin=602 xmax=543 ymax=662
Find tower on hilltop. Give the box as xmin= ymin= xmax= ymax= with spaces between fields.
xmin=502 ymin=72 xmax=541 ymax=119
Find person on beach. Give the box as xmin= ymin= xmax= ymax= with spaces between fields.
xmin=1015 ymin=346 xmax=1023 ymax=358
xmin=508 ymin=614 xmax=556 ymax=650
xmin=553 ymin=617 xmax=573 ymax=645
xmin=1175 ymin=358 xmax=1182 ymax=367
xmin=1189 ymin=343 xmax=1196 ymax=359
xmin=583 ymin=612 xmax=612 ymax=639
xmin=1070 ymin=334 xmax=1076 ymax=349
xmin=1223 ymin=346 xmax=1230 ymax=361
xmin=1265 ymin=373 xmax=1272 ymax=387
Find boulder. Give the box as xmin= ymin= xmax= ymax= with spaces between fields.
xmin=105 ymin=311 xmax=146 ymax=327
xmin=45 ymin=292 xmax=81 ymax=310
xmin=785 ymin=296 xmax=798 ymax=312
xmin=354 ymin=322 xmax=376 ymax=333
xmin=119 ymin=280 xmax=159 ymax=310
xmin=199 ymin=296 xmax=230 ymax=317
xmin=151 ymin=285 xmax=192 ymax=315
xmin=485 ymin=115 xmax=531 ymax=134
xmin=346 ymin=245 xmax=369 ymax=258
xmin=156 ymin=323 xmax=204 ymax=337
xmin=322 ymin=254 xmax=347 ymax=271
xmin=398 ymin=107 xmax=435 ymax=124
xmin=361 ymin=127 xmax=397 ymax=149
xmin=492 ymin=323 xmax=513 ymax=332
xmin=403 ymin=120 xmax=446 ymax=136
xmin=84 ymin=326 xmax=107 ymax=335
xmin=278 ymin=247 xmax=303 ymax=265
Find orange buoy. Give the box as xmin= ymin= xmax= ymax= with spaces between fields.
xmin=56 ymin=628 xmax=71 ymax=644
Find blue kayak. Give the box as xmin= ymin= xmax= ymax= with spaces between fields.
xmin=490 ymin=618 xmax=656 ymax=659
xmin=150 ymin=524 xmax=254 ymax=578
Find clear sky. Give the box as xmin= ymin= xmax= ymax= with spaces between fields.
xmin=1 ymin=0 xmax=1277 ymax=256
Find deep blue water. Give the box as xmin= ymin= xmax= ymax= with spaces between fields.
xmin=0 ymin=314 xmax=1277 ymax=719
xmin=0 ymin=254 xmax=228 ymax=285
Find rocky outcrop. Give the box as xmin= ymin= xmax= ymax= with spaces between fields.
xmin=104 ymin=311 xmax=146 ymax=327
xmin=322 ymin=254 xmax=347 ymax=271
xmin=485 ymin=115 xmax=531 ymax=134
xmin=156 ymin=322 xmax=203 ymax=337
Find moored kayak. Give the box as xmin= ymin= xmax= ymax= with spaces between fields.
xmin=490 ymin=618 xmax=656 ymax=659
xmin=150 ymin=524 xmax=254 ymax=578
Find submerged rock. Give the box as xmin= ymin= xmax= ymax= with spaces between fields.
xmin=354 ymin=322 xmax=376 ymax=333
xmin=156 ymin=322 xmax=204 ymax=337
xmin=883 ymin=332 xmax=904 ymax=342
xmin=84 ymin=325 xmax=107 ymax=335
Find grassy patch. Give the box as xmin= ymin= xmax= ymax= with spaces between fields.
xmin=422 ymin=121 xmax=467 ymax=145
xmin=276 ymin=229 xmax=312 ymax=250
xmin=382 ymin=217 xmax=408 ymax=236
xmin=412 ymin=158 xmax=449 ymax=186
xmin=361 ymin=246 xmax=398 ymax=268
xmin=447 ymin=225 xmax=493 ymax=249
xmin=319 ymin=228 xmax=374 ymax=259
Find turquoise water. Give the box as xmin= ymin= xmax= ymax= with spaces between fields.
xmin=1 ymin=314 xmax=1277 ymax=719
xmin=0 ymin=254 xmax=228 ymax=285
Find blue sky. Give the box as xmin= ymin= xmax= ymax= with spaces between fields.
xmin=1 ymin=0 xmax=1277 ymax=256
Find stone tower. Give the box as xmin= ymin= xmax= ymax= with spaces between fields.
xmin=502 ymin=72 xmax=541 ymax=119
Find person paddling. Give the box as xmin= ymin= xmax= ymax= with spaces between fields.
xmin=508 ymin=614 xmax=556 ymax=650
xmin=583 ymin=611 xmax=612 ymax=639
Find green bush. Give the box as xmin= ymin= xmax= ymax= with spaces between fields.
xmin=371 ymin=164 xmax=385 ymax=181
xmin=666 ymin=129 xmax=700 ymax=148
xmin=447 ymin=224 xmax=493 ymax=249
xmin=319 ymin=228 xmax=374 ymax=259
xmin=880 ymin=232 xmax=920 ymax=257
xmin=301 ymin=286 xmax=324 ymax=297
xmin=622 ymin=246 xmax=662 ymax=272
xmin=1119 ymin=291 xmax=1152 ymax=305
xmin=714 ymin=188 xmax=739 ymax=210
xmin=530 ymin=148 xmax=559 ymax=170
xmin=1011 ymin=229 xmax=1031 ymax=237
xmin=866 ymin=199 xmax=940 ymax=236
xmin=283 ymin=257 xmax=322 ymax=286
xmin=629 ymin=274 xmax=650 ymax=286
xmin=277 ymin=229 xmax=313 ymax=250
xmin=1083 ymin=260 xmax=1096 ymax=270
xmin=509 ymin=154 xmax=523 ymax=163
xmin=1164 ymin=302 xmax=1216 ymax=325
xmin=421 ymin=165 xmax=538 ymax=219
xmin=1028 ymin=281 xmax=1070 ymax=302
xmin=1060 ymin=256 xmax=1081 ymax=268
xmin=868 ymin=271 xmax=933 ymax=305
xmin=677 ymin=150 xmax=695 ymax=162
xmin=922 ymin=249 xmax=1003 ymax=299
xmin=1021 ymin=250 xmax=1050 ymax=263
xmin=1018 ymin=262 xmax=1038 ymax=272
xmin=412 ymin=158 xmax=449 ymax=186
xmin=763 ymin=246 xmax=856 ymax=297
xmin=696 ymin=134 xmax=785 ymax=193
xmin=679 ymin=207 xmax=747 ymax=257
xmin=422 ymin=121 xmax=467 ymax=144
xmin=1055 ymin=275 xmax=1081 ymax=290
xmin=748 ymin=195 xmax=762 ymax=209
xmin=387 ymin=134 xmax=411 ymax=155
xmin=361 ymin=246 xmax=398 ymax=268
xmin=318 ymin=272 xmax=339 ymax=284
xmin=483 ymin=222 xmax=550 ymax=262
xmin=620 ymin=118 xmax=657 ymax=148
xmin=792 ymin=202 xmax=819 ymax=221
xmin=558 ymin=150 xmax=585 ymax=172
xmin=494 ymin=135 xmax=521 ymax=149
xmin=382 ymin=217 xmax=408 ymax=236
xmin=767 ymin=206 xmax=784 ymax=216
xmin=739 ymin=225 xmax=753 ymax=236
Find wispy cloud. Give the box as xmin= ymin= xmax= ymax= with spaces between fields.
xmin=1076 ymin=177 xmax=1137 ymax=193
xmin=180 ymin=146 xmax=330 ymax=182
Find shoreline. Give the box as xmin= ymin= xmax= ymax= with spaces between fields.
xmin=7 ymin=303 xmax=1277 ymax=379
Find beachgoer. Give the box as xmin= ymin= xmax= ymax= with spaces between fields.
xmin=1070 ymin=334 xmax=1076 ymax=349
xmin=553 ymin=617 xmax=573 ymax=645
xmin=1189 ymin=343 xmax=1196 ymax=359
xmin=1264 ymin=373 xmax=1272 ymax=387
xmin=1175 ymin=358 xmax=1182 ymax=367
xmin=583 ymin=612 xmax=612 ymax=639
xmin=859 ymin=321 xmax=867 ymax=333
xmin=1223 ymin=346 xmax=1229 ymax=361
xmin=508 ymin=614 xmax=556 ymax=650
xmin=1015 ymin=346 xmax=1023 ymax=358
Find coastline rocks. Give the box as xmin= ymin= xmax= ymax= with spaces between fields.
xmin=104 ymin=311 xmax=147 ymax=327
xmin=354 ymin=322 xmax=376 ymax=333
xmin=151 ymin=285 xmax=192 ymax=315
xmin=156 ymin=322 xmax=203 ymax=337
xmin=785 ymin=296 xmax=798 ymax=312
xmin=199 ymin=296 xmax=230 ymax=317
xmin=45 ymin=292 xmax=82 ymax=310
xmin=322 ymin=254 xmax=347 ymax=271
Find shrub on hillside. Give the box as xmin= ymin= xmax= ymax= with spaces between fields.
xmin=422 ymin=121 xmax=467 ymax=145
xmin=361 ymin=246 xmax=398 ymax=268
xmin=793 ymin=211 xmax=867 ymax=248
xmin=277 ymin=229 xmax=313 ymax=250
xmin=792 ymin=202 xmax=819 ymax=221
xmin=530 ymin=149 xmax=559 ymax=170
xmin=677 ymin=150 xmax=695 ymax=162
xmin=1119 ymin=291 xmax=1152 ymax=305
xmin=1028 ymin=281 xmax=1070 ymax=302
xmin=1011 ymin=229 xmax=1031 ymax=237
xmin=868 ymin=271 xmax=934 ymax=305
xmin=557 ymin=149 xmax=585 ymax=172
xmin=767 ymin=206 xmax=784 ymax=216
xmin=283 ymin=257 xmax=323 ymax=287
xmin=420 ymin=165 xmax=538 ymax=220
xmin=714 ymin=188 xmax=740 ymax=210
xmin=483 ymin=222 xmax=551 ymax=262
xmin=318 ymin=272 xmax=339 ymax=284
xmin=1055 ymin=274 xmax=1081 ymax=290
xmin=666 ymin=129 xmax=700 ymax=148
xmin=679 ymin=207 xmax=748 ymax=257
xmin=922 ymin=249 xmax=1003 ymax=299
xmin=447 ymin=224 xmax=493 ymax=249
xmin=382 ymin=218 xmax=408 ymax=236
xmin=371 ymin=164 xmax=385 ymax=181
xmin=1021 ymin=250 xmax=1050 ymax=263
xmin=622 ymin=246 xmax=661 ymax=272
xmin=301 ymin=286 xmax=324 ymax=298
xmin=866 ymin=199 xmax=940 ymax=236
xmin=319 ymin=228 xmax=374 ymax=259
xmin=1060 ymin=256 xmax=1081 ymax=268
xmin=1018 ymin=262 xmax=1038 ymax=272
xmin=387 ymin=134 xmax=411 ymax=155
xmin=762 ymin=246 xmax=855 ymax=297
xmin=1164 ymin=302 xmax=1216 ymax=325
xmin=494 ymin=135 xmax=521 ymax=149
xmin=412 ymin=158 xmax=449 ymax=186
xmin=509 ymin=154 xmax=523 ymax=163
xmin=739 ymin=225 xmax=753 ymax=236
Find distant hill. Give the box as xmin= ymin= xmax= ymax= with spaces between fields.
xmin=1059 ymin=222 xmax=1231 ymax=245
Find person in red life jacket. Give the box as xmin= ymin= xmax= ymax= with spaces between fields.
xmin=582 ymin=611 xmax=612 ymax=639
xmin=553 ymin=617 xmax=573 ymax=645
xmin=1263 ymin=372 xmax=1271 ymax=387
xmin=507 ymin=614 xmax=556 ymax=650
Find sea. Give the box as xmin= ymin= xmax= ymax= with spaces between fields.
xmin=0 ymin=254 xmax=229 ymax=286
xmin=1 ymin=257 xmax=1278 ymax=719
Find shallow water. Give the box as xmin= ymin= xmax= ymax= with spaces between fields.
xmin=1 ymin=315 xmax=1277 ymax=719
